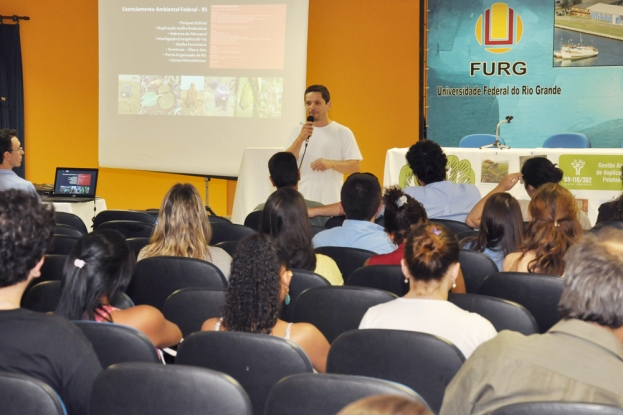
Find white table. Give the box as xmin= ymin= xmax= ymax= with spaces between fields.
xmin=47 ymin=198 xmax=108 ymax=232
xmin=231 ymin=147 xmax=283 ymax=224
xmin=384 ymin=147 xmax=623 ymax=225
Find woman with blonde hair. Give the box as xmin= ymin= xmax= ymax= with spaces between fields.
xmin=138 ymin=183 xmax=232 ymax=278
xmin=503 ymin=183 xmax=582 ymax=275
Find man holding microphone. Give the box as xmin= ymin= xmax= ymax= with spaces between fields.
xmin=286 ymin=85 xmax=362 ymax=205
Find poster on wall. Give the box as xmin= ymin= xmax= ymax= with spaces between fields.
xmin=426 ymin=0 xmax=623 ymax=148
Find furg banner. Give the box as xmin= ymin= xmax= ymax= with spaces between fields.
xmin=426 ymin=0 xmax=623 ymax=148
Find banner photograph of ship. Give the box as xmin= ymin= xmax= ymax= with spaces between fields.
xmin=554 ymin=1 xmax=623 ymax=67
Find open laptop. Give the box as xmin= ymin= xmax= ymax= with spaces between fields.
xmin=42 ymin=167 xmax=99 ymax=202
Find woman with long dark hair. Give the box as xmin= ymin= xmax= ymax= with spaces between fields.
xmin=461 ymin=192 xmax=523 ymax=271
xmin=56 ymin=230 xmax=182 ymax=348
xmin=359 ymin=223 xmax=496 ymax=358
xmin=503 ymin=183 xmax=582 ymax=275
xmin=202 ymin=233 xmax=330 ymax=372
xmin=260 ymin=187 xmax=342 ymax=285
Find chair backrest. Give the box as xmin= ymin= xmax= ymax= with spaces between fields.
xmin=346 ymin=265 xmax=408 ymax=297
xmin=73 ymin=321 xmax=160 ymax=368
xmin=48 ymin=235 xmax=79 ymax=255
xmin=125 ymin=237 xmax=151 ymax=259
xmin=310 ymin=225 xmax=326 ymax=235
xmin=491 ymin=401 xmax=623 ymax=415
xmin=0 ymin=371 xmax=67 ymax=415
xmin=208 ymin=215 xmax=232 ymax=224
xmin=542 ymin=133 xmax=591 ymax=148
xmin=22 ymin=281 xmax=135 ymax=313
xmin=90 ymin=362 xmax=252 ymax=415
xmin=459 ymin=134 xmax=504 ymax=148
xmin=214 ymin=240 xmax=239 ymax=256
xmin=244 ymin=210 xmax=264 ymax=231
xmin=163 ymin=288 xmax=226 ymax=337
xmin=265 ymin=373 xmax=427 ymax=415
xmin=429 ymin=219 xmax=474 ymax=235
xmin=458 ymin=249 xmax=499 ymax=293
xmin=96 ymin=220 xmax=155 ymax=239
xmin=325 ymin=215 xmax=346 ymax=228
xmin=456 ymin=229 xmax=479 ymax=242
xmin=127 ymin=256 xmax=227 ymax=311
xmin=448 ymin=293 xmax=538 ymax=335
xmin=93 ymin=210 xmax=156 ymax=229
xmin=479 ymin=272 xmax=563 ymax=333
xmin=327 ymin=329 xmax=465 ymax=414
xmin=177 ymin=331 xmax=314 ymax=415
xmin=54 ymin=224 xmax=84 ymax=238
xmin=38 ymin=254 xmax=68 ymax=284
xmin=280 ymin=268 xmax=331 ymax=322
xmin=55 ymin=211 xmax=88 ymax=235
xmin=314 ymin=246 xmax=376 ymax=282
xmin=210 ymin=222 xmax=257 ymax=244
xmin=293 ymin=286 xmax=397 ymax=343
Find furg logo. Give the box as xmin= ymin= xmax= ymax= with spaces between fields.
xmin=471 ymin=2 xmax=527 ymax=76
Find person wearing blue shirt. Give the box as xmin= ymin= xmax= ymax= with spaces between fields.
xmin=0 ymin=129 xmax=40 ymax=201
xmin=312 ymin=173 xmax=396 ymax=255
xmin=404 ymin=140 xmax=480 ymax=223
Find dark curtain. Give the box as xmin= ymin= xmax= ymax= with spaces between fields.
xmin=0 ymin=23 xmax=25 ymax=178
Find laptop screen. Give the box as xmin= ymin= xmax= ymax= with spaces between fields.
xmin=53 ymin=168 xmax=99 ymax=197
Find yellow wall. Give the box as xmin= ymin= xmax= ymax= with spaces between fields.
xmin=0 ymin=0 xmax=419 ymax=211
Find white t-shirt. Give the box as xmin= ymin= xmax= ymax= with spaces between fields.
xmin=359 ymin=298 xmax=497 ymax=358
xmin=287 ymin=121 xmax=362 ymax=205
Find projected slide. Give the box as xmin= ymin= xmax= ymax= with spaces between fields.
xmin=100 ymin=0 xmax=309 ymax=177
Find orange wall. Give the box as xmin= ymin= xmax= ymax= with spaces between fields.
xmin=0 ymin=0 xmax=419 ymax=210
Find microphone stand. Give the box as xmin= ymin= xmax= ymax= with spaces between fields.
xmin=480 ymin=116 xmax=512 ymax=149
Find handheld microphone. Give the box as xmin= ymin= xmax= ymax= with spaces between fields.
xmin=299 ymin=115 xmax=314 ymax=169
xmin=306 ymin=115 xmax=314 ymax=142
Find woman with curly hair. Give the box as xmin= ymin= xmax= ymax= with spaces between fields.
xmin=461 ymin=192 xmax=524 ymax=271
xmin=138 ymin=183 xmax=232 ymax=278
xmin=260 ymin=187 xmax=342 ymax=285
xmin=597 ymin=165 xmax=623 ymax=224
xmin=56 ymin=230 xmax=182 ymax=348
xmin=359 ymin=223 xmax=496 ymax=358
xmin=201 ymin=233 xmax=330 ymax=372
xmin=503 ymin=183 xmax=582 ymax=275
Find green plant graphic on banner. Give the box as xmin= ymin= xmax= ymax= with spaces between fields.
xmin=397 ymin=155 xmax=476 ymax=189
xmin=558 ymin=155 xmax=622 ymax=191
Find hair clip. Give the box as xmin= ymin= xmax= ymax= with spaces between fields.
xmin=554 ymin=221 xmax=560 ymax=227
xmin=431 ymin=227 xmax=442 ymax=236
xmin=74 ymin=259 xmax=86 ymax=269
xmin=395 ymin=195 xmax=408 ymax=208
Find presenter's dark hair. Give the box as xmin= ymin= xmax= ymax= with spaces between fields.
xmin=56 ymin=230 xmax=135 ymax=322
xmin=0 ymin=190 xmax=54 ymax=288
xmin=382 ymin=187 xmax=428 ymax=245
xmin=341 ymin=173 xmax=382 ymax=221
xmin=406 ymin=140 xmax=447 ymax=184
xmin=222 ymin=233 xmax=289 ymax=334
xmin=260 ymin=187 xmax=316 ymax=270
xmin=559 ymin=228 xmax=623 ymax=328
xmin=0 ymin=128 xmax=18 ymax=156
xmin=305 ymin=85 xmax=330 ymax=103
xmin=268 ymin=152 xmax=299 ymax=189
xmin=521 ymin=157 xmax=563 ymax=190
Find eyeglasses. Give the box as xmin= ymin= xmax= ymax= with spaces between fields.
xmin=9 ymin=147 xmax=23 ymax=152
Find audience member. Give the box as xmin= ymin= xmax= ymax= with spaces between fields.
xmin=337 ymin=394 xmax=433 ymax=415
xmin=202 ymin=233 xmax=330 ymax=372
xmin=56 ymin=229 xmax=182 ymax=348
xmin=0 ymin=129 xmax=40 ymax=200
xmin=260 ymin=187 xmax=342 ymax=285
xmin=596 ymin=165 xmax=623 ymax=224
xmin=312 ymin=173 xmax=396 ymax=254
xmin=254 ymin=151 xmax=329 ymax=226
xmin=503 ymin=183 xmax=582 ymax=275
xmin=440 ymin=228 xmax=623 ymax=414
xmin=461 ymin=193 xmax=523 ymax=271
xmin=0 ymin=190 xmax=101 ymax=415
xmin=138 ymin=183 xmax=232 ymax=278
xmin=367 ymin=187 xmax=428 ymax=266
xmin=404 ymin=140 xmax=480 ymax=222
xmin=359 ymin=223 xmax=496 ymax=358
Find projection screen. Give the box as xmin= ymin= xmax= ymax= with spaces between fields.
xmin=99 ymin=0 xmax=309 ymax=177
